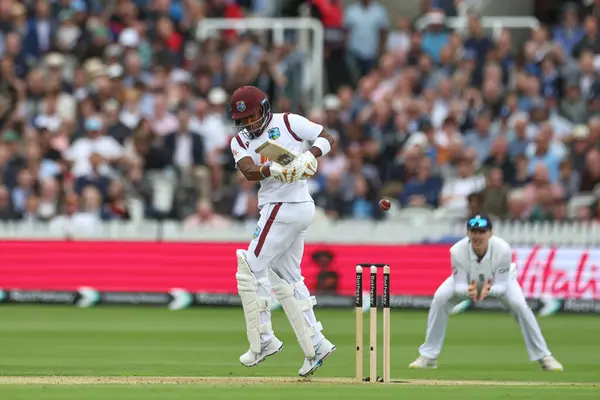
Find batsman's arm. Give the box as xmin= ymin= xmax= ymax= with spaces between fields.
xmin=237 ymin=157 xmax=271 ymax=181
xmin=308 ymin=130 xmax=335 ymax=158
xmin=488 ymin=250 xmax=512 ymax=297
xmin=230 ymin=136 xmax=271 ymax=182
xmin=451 ymin=254 xmax=469 ymax=297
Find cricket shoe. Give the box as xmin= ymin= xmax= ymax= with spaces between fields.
xmin=539 ymin=356 xmax=563 ymax=371
xmin=409 ymin=356 xmax=438 ymax=369
xmin=298 ymin=338 xmax=336 ymax=377
xmin=239 ymin=337 xmax=284 ymax=367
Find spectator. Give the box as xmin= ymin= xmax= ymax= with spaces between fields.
xmin=189 ymin=93 xmax=231 ymax=198
xmin=579 ymin=148 xmax=600 ymax=191
xmin=183 ymin=199 xmax=230 ymax=229
xmin=439 ymin=153 xmax=485 ymax=215
xmin=553 ymin=3 xmax=585 ymax=57
xmin=466 ymin=191 xmax=484 ymax=216
xmin=38 ymin=177 xmax=60 ymax=221
xmin=434 ymin=116 xmax=462 ymax=166
xmin=344 ymin=0 xmax=389 ymax=78
xmin=150 ymin=92 xmax=179 ymax=137
xmin=526 ymin=125 xmax=565 ymax=183
xmin=558 ymin=158 xmax=581 ymax=199
xmin=523 ymin=163 xmax=564 ymax=215
xmin=560 ymin=78 xmax=588 ymax=124
xmin=349 ymin=176 xmax=375 ymax=219
xmin=506 ymin=189 xmax=527 ymax=221
xmin=11 ymin=168 xmax=36 ymax=214
xmin=221 ymin=171 xmax=258 ymax=223
xmin=104 ymin=180 xmax=131 ymax=221
xmin=385 ymin=143 xmax=417 ymax=194
xmin=314 ymin=173 xmax=351 ymax=220
xmin=528 ymin=183 xmax=558 ymax=222
xmin=49 ymin=192 xmax=101 ymax=238
xmin=164 ymin=105 xmax=211 ymax=202
xmin=399 ymin=156 xmax=441 ymax=208
xmin=482 ymin=168 xmax=509 ymax=218
xmin=73 ymin=153 xmax=111 ymax=199
xmin=104 ymin=99 xmax=133 ymax=145
xmin=0 ymin=184 xmax=18 ymax=220
xmin=507 ymin=114 xmax=530 ymax=160
xmin=65 ymin=116 xmax=125 ymax=179
xmin=482 ymin=136 xmax=516 ymax=185
xmin=421 ymin=9 xmax=449 ymax=63
xmin=463 ymin=14 xmax=494 ymax=69
xmin=310 ymin=0 xmax=349 ymax=93
xmin=22 ymin=193 xmax=41 ymax=223
xmin=81 ymin=185 xmax=107 ymax=219
xmin=312 ymin=113 xmax=346 ymax=183
xmin=572 ymin=15 xmax=600 ymax=58
xmin=568 ymin=123 xmax=592 ymax=174
xmin=511 ymin=154 xmax=531 ymax=188
xmin=386 ymin=15 xmax=412 ymax=56
xmin=464 ymin=110 xmax=496 ymax=167
xmin=552 ymin=196 xmax=569 ymax=223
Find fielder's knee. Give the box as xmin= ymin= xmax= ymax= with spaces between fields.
xmin=431 ymin=286 xmax=453 ymax=307
xmin=504 ymin=298 xmax=530 ymax=315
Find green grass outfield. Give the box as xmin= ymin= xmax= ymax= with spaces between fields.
xmin=0 ymin=306 xmax=598 ymax=399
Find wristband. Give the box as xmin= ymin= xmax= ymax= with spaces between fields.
xmin=313 ymin=137 xmax=331 ymax=156
xmin=259 ymin=166 xmax=266 ymax=179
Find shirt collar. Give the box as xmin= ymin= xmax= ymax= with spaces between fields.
xmin=469 ymin=241 xmax=492 ymax=262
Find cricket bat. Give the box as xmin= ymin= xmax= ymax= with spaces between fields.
xmin=255 ymin=140 xmax=297 ymax=165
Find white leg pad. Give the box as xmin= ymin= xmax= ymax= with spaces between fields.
xmin=236 ymin=249 xmax=271 ymax=353
xmin=269 ymin=271 xmax=321 ymax=358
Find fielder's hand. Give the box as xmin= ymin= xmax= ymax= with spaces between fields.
xmin=479 ymin=279 xmax=492 ymax=301
xmin=468 ymin=280 xmax=478 ymax=301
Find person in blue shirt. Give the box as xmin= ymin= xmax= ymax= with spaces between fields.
xmin=421 ymin=10 xmax=449 ymax=64
xmin=463 ymin=15 xmax=494 ymax=64
xmin=399 ymin=157 xmax=442 ymax=208
xmin=527 ymin=127 xmax=563 ymax=183
xmin=552 ymin=3 xmax=585 ymax=57
xmin=350 ymin=176 xmax=375 ymax=219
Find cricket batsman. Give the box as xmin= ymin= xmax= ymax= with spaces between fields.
xmin=409 ymin=214 xmax=564 ymax=371
xmin=229 ymin=86 xmax=337 ymax=376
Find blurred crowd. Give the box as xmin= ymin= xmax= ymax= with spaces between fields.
xmin=1 ymin=0 xmax=600 ymax=237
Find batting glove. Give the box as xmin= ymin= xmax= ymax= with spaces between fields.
xmin=293 ymin=151 xmax=318 ymax=179
xmin=270 ymin=162 xmax=306 ymax=184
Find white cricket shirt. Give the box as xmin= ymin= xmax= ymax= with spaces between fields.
xmin=450 ymin=235 xmax=512 ymax=297
xmin=230 ymin=112 xmax=323 ymax=208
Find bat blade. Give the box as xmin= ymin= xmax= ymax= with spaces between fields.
xmin=255 ymin=140 xmax=297 ymax=165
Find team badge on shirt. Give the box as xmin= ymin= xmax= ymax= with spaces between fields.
xmin=268 ymin=127 xmax=281 ymax=140
xmin=253 ymin=226 xmax=261 ymax=239
xmin=236 ymin=101 xmax=246 ymax=112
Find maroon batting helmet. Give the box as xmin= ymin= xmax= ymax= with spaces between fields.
xmin=230 ymin=86 xmax=271 ymax=139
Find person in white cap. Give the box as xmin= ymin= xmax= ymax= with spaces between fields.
xmin=65 ymin=116 xmax=124 ymax=178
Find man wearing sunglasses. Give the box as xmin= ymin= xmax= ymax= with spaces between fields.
xmin=409 ymin=214 xmax=563 ymax=371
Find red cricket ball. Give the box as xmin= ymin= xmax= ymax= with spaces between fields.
xmin=379 ymin=199 xmax=391 ymax=211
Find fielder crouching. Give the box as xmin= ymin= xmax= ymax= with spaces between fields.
xmin=229 ymin=86 xmax=336 ymax=377
xmin=409 ymin=214 xmax=564 ymax=371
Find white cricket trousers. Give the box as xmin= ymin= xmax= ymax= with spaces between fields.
xmin=246 ymin=201 xmax=324 ymax=346
xmin=418 ymin=276 xmax=552 ymax=361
